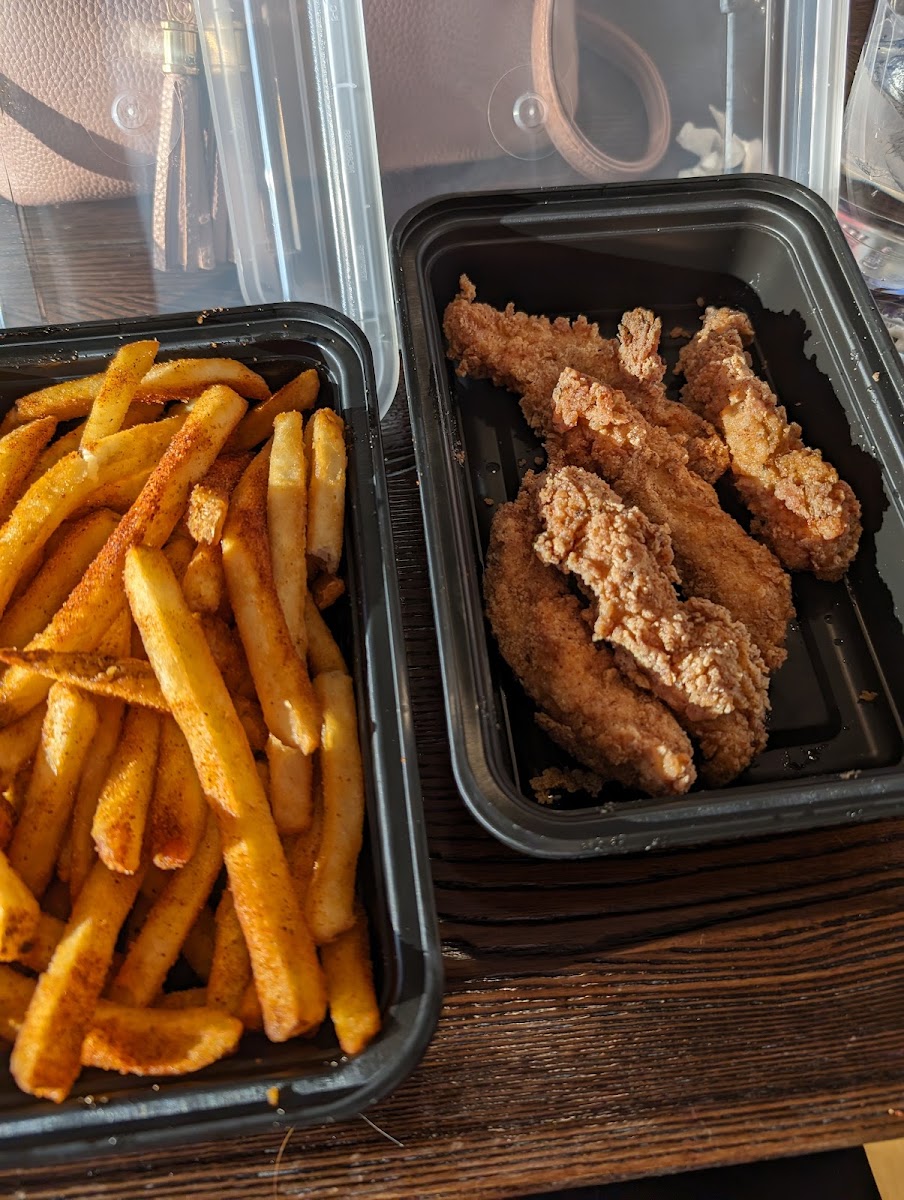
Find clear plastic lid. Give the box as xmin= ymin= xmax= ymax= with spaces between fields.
xmin=362 ymin=0 xmax=850 ymax=229
xmin=194 ymin=0 xmax=398 ymax=413
xmin=0 ymin=0 xmax=848 ymax=422
xmin=0 ymin=0 xmax=398 ymax=416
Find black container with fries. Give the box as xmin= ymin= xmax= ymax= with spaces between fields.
xmin=395 ymin=174 xmax=904 ymax=859
xmin=0 ymin=304 xmax=442 ymax=1162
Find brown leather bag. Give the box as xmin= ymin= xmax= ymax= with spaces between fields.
xmin=0 ymin=0 xmax=227 ymax=271
xmin=363 ymin=0 xmax=671 ymax=181
xmin=0 ymin=2 xmax=671 ymax=240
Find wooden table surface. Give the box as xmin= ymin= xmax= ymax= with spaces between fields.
xmin=3 ymin=3 xmax=900 ymax=1197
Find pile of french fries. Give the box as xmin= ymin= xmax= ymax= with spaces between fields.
xmin=0 ymin=340 xmax=380 ymax=1103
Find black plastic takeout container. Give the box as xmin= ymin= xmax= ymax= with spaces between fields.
xmin=0 ymin=304 xmax=442 ymax=1163
xmin=394 ymin=174 xmax=904 ymax=859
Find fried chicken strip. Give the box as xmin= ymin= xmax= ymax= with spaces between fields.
xmin=549 ymin=368 xmax=794 ymax=672
xmin=677 ymin=307 xmax=862 ymax=581
xmin=535 ymin=467 xmax=769 ymax=786
xmin=444 ymin=276 xmax=728 ymax=482
xmin=484 ymin=476 xmax=695 ymax=797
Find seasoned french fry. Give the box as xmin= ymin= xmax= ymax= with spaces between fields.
xmin=0 ymin=963 xmax=239 ymax=1074
xmin=268 ymin=411 xmax=307 ymax=657
xmin=207 ymin=887 xmax=252 ymax=1016
xmin=0 ymin=417 xmax=58 ymax=527
xmin=15 ymin=911 xmax=65 ymax=974
xmin=7 ymin=683 xmax=98 ymax=898
xmin=186 ymin=453 xmax=251 ymax=544
xmin=226 ymin=369 xmax=319 ymax=452
xmin=81 ymin=341 xmax=159 ymax=450
xmin=21 ymin=422 xmax=86 ymax=491
xmin=0 ymin=706 xmax=45 ymax=789
xmin=222 ymin=449 xmax=321 ymax=754
xmin=305 ymin=408 xmax=347 ymax=578
xmin=0 ymin=798 xmax=15 ymax=852
xmin=320 ymin=901 xmax=381 ymax=1057
xmin=140 ymin=357 xmax=270 ymax=403
xmin=124 ymin=545 xmax=327 ymax=1041
xmin=15 ymin=376 xmax=104 ymax=421
xmin=200 ymin=615 xmax=256 ymax=698
xmin=0 ymin=414 xmax=185 ymax=623
xmin=155 ymin=987 xmax=208 ymax=1010
xmin=0 ymin=850 xmax=40 ymax=960
xmin=182 ymin=542 xmax=226 ymax=615
xmin=183 ymin=906 xmax=216 ymax=983
xmin=0 ymin=509 xmax=119 ymax=650
xmin=148 ymin=716 xmax=206 ymax=870
xmin=306 ymin=671 xmax=364 ymax=944
xmin=0 ymin=385 xmax=247 ymax=724
xmin=234 ymin=694 xmax=268 ymax=754
xmin=108 ymin=814 xmax=222 ymax=1007
xmin=305 ymin=591 xmax=347 ymax=677
xmin=162 ymin=533 xmax=195 ymax=584
xmin=283 ymin=790 xmax=323 ymax=908
xmin=83 ymin=1002 xmax=242 ymax=1075
xmin=79 ymin=471 xmax=150 ymax=515
xmin=311 ymin=572 xmax=345 ymax=610
xmin=266 ymin=734 xmax=314 ymax=835
xmin=238 ymin=981 xmax=263 ymax=1032
xmin=10 ymin=859 xmax=144 ymax=1101
xmin=68 ymin=696 xmax=125 ymax=900
xmin=0 ymin=649 xmax=167 ymax=709
xmin=92 ymin=706 xmax=162 ymax=875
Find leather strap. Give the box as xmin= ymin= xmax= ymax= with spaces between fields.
xmin=0 ymin=73 xmax=154 ymax=183
xmin=532 ymin=0 xmax=671 ymax=180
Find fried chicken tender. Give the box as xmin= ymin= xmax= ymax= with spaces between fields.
xmin=550 ymin=368 xmax=794 ymax=672
xmin=677 ymin=307 xmax=862 ymax=581
xmin=535 ymin=467 xmax=769 ymax=786
xmin=484 ymin=476 xmax=696 ymax=797
xmin=444 ymin=276 xmax=728 ymax=482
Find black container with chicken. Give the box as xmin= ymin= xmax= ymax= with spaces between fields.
xmin=394 ymin=175 xmax=904 ymax=858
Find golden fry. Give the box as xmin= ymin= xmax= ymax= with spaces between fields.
xmin=305 ymin=591 xmax=347 ymax=676
xmin=0 ymin=707 xmax=45 ymax=790
xmin=81 ymin=341 xmax=159 ymax=449
xmin=148 ymin=716 xmax=207 ymax=870
xmin=268 ymin=410 xmax=307 ymax=657
xmin=155 ymin=987 xmax=208 ymax=1010
xmin=305 ymin=408 xmax=347 ymax=577
xmin=226 ymin=369 xmax=319 ymax=452
xmin=320 ymin=901 xmax=381 ymax=1056
xmin=108 ymin=814 xmax=222 ymax=1007
xmin=200 ymin=615 xmax=256 ymax=698
xmin=15 ymin=911 xmax=65 ymax=974
xmin=0 ymin=509 xmax=119 ymax=650
xmin=0 ymin=417 xmax=58 ymax=527
xmin=7 ymin=683 xmax=98 ymax=898
xmin=0 ymin=385 xmax=246 ymax=724
xmin=207 ymin=887 xmax=252 ymax=1016
xmin=68 ymin=696 xmax=125 ymax=900
xmin=82 ymin=1002 xmax=242 ymax=1076
xmin=311 ymin=572 xmax=345 ymax=610
xmin=222 ymin=449 xmax=321 ymax=754
xmin=0 ymin=415 xmax=184 ymax=622
xmin=266 ymin=734 xmax=314 ymax=835
xmin=92 ymin=706 xmax=162 ymax=875
xmin=10 ymin=859 xmax=143 ymax=1101
xmin=139 ymin=357 xmax=269 ymax=403
xmin=234 ymin=694 xmax=268 ymax=754
xmin=306 ymin=671 xmax=365 ymax=944
xmin=0 ymin=649 xmax=167 ymax=709
xmin=0 ymin=850 xmax=40 ymax=961
xmin=182 ymin=542 xmax=226 ymax=615
xmin=124 ymin=545 xmax=327 ymax=1041
xmin=186 ymin=453 xmax=251 ymax=544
